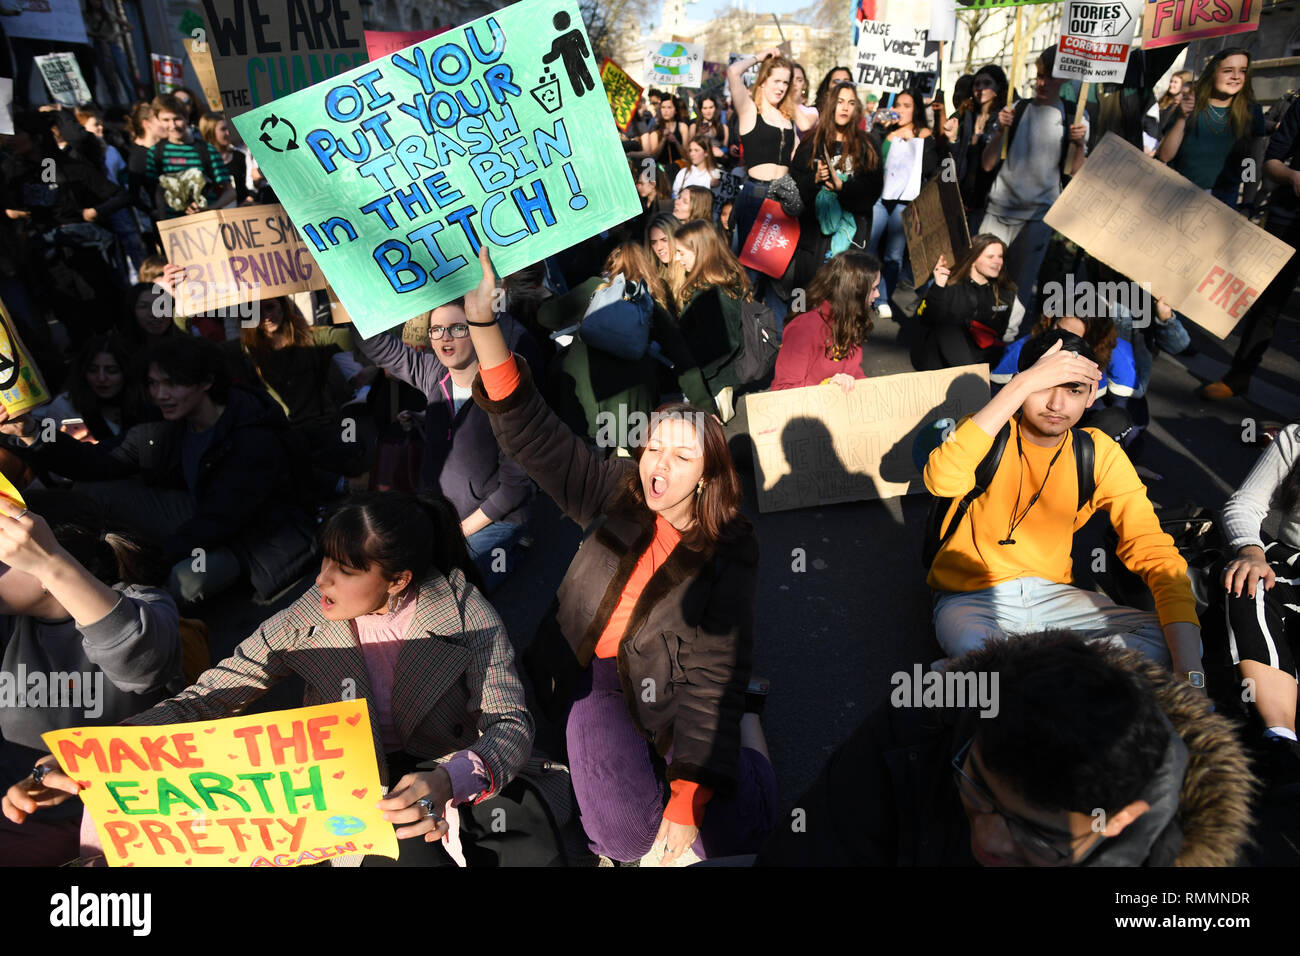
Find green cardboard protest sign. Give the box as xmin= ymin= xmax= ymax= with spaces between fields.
xmin=233 ymin=0 xmax=641 ymax=337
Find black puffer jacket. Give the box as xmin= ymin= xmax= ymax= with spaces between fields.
xmin=473 ymin=359 xmax=760 ymax=794
xmin=27 ymin=386 xmax=314 ymax=599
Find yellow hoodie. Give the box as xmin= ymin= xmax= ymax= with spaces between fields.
xmin=924 ymin=418 xmax=1198 ymax=628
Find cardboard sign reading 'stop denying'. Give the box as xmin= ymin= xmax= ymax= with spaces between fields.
xmin=235 ymin=0 xmax=640 ymax=337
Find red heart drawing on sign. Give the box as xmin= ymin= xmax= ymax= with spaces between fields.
xmin=238 ymin=785 xmax=247 ymax=792
xmin=71 ymin=731 xmax=82 ymax=736
xmin=228 ymin=857 xmax=239 ymax=864
xmin=227 ymin=754 xmax=239 ymax=760
xmin=138 ymin=789 xmax=149 ymax=795
xmin=184 ymin=858 xmax=192 ymax=865
xmin=332 ymin=771 xmax=345 ymax=779
xmin=132 ymin=843 xmax=142 ymax=848
xmin=345 ymin=713 xmax=362 ymax=726
xmin=352 ymin=788 xmax=367 ymax=799
xmin=293 ymin=768 xmax=304 ymax=775
xmin=105 ymin=809 xmax=118 ymax=814
xmin=363 ymin=843 xmax=373 ymax=849
xmin=277 ymin=838 xmax=287 ymax=845
xmin=177 ymin=810 xmax=187 ymax=816
xmin=123 ymin=863 xmax=134 ymax=867
xmin=203 ymin=728 xmax=216 ymax=734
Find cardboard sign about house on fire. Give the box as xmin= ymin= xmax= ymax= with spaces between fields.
xmin=748 ymin=364 xmax=990 ymax=513
xmin=43 ymin=701 xmax=397 ymax=868
xmin=1045 ymin=134 xmax=1296 ymax=339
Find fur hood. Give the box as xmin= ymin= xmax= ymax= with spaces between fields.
xmin=954 ymin=641 xmax=1256 ymax=867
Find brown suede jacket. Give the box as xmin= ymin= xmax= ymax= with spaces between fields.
xmin=473 ymin=359 xmax=760 ymax=795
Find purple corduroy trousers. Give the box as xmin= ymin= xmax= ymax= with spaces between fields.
xmin=565 ymin=657 xmax=778 ymax=863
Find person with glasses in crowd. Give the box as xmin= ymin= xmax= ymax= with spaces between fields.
xmin=357 ymin=301 xmax=544 ymax=592
xmin=757 ymin=632 xmax=1254 ymax=866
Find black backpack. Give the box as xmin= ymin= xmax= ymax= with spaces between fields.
xmin=921 ymin=421 xmax=1095 ymax=568
xmin=731 ymin=300 xmax=781 ymax=386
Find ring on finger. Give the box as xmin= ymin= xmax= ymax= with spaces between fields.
xmin=416 ymin=797 xmax=444 ymax=823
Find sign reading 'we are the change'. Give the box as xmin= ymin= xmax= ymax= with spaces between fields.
xmin=235 ymin=0 xmax=640 ymax=337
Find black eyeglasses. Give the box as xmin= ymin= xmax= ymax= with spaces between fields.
xmin=429 ymin=324 xmax=470 ymax=340
xmin=951 ymin=737 xmax=1093 ymax=864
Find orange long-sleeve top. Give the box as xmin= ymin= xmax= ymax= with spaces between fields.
xmin=480 ymin=354 xmax=712 ymax=827
xmin=924 ymin=418 xmax=1198 ymax=628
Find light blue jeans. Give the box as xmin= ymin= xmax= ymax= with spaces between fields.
xmin=933 ymin=577 xmax=1171 ymax=665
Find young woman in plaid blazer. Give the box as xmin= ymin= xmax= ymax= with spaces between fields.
xmin=7 ymin=492 xmax=565 ymax=866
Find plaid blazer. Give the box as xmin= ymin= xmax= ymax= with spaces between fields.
xmin=129 ymin=568 xmax=534 ymax=794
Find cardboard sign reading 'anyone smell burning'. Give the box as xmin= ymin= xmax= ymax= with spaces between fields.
xmin=43 ymin=701 xmax=396 ymax=867
xmin=235 ymin=0 xmax=640 ymax=337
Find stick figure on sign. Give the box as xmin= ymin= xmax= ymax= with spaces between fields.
xmin=542 ymin=11 xmax=594 ymax=97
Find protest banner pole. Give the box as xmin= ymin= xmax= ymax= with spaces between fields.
xmin=1003 ymin=4 xmax=1025 ymax=161
xmin=1067 ymin=81 xmax=1090 ymax=171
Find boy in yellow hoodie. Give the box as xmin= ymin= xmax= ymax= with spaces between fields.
xmin=924 ymin=330 xmax=1205 ymax=691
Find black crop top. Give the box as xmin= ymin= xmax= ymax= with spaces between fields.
xmin=741 ymin=112 xmax=793 ymax=171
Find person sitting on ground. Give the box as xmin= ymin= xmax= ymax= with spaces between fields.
xmin=755 ymin=632 xmax=1253 ymax=866
xmin=3 ymin=336 xmax=315 ymax=607
xmin=356 ymin=297 xmax=542 ymax=593
xmin=545 ymin=242 xmax=717 ymax=443
xmin=0 ymin=513 xmax=182 ymax=866
xmin=992 ymin=313 xmax=1138 ymax=444
xmin=672 ymin=184 xmax=714 ymax=225
xmin=1213 ymin=423 xmax=1300 ymax=778
xmin=923 ymin=330 xmax=1204 ymax=681
xmin=463 ymin=246 xmax=776 ymax=865
xmin=771 ymin=252 xmax=879 ymax=392
xmin=911 ymin=235 xmax=1023 ymax=372
xmin=645 ymin=213 xmax=685 ymax=312
xmin=237 ymin=294 xmax=370 ymax=488
xmin=3 ymin=492 xmax=564 ymax=867
xmin=672 ymin=136 xmax=721 ymax=198
xmin=673 ymin=219 xmax=755 ymax=420
xmin=28 ymin=333 xmax=149 ymax=448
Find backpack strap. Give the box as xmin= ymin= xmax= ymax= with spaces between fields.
xmin=923 ymin=421 xmax=1011 ymax=567
xmin=1073 ymin=427 xmax=1095 ymax=511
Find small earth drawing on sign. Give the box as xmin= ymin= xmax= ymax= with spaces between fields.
xmin=326 ymin=815 xmax=367 ymax=836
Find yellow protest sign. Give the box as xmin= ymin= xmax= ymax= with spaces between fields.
xmin=43 ymin=700 xmax=397 ymax=867
xmin=600 ymin=58 xmax=643 ymax=134
xmin=0 ymin=295 xmax=50 ymax=417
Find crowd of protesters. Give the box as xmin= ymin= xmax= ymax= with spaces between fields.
xmin=0 ymin=31 xmax=1297 ymax=871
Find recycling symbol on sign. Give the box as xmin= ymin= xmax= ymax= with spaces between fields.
xmin=259 ymin=115 xmax=299 ymax=153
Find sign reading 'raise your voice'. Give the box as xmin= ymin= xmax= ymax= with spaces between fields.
xmin=235 ymin=0 xmax=640 ymax=337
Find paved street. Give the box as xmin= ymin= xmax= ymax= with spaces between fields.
xmin=206 ymin=288 xmax=1300 ymax=812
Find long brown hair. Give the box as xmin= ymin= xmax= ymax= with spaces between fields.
xmin=678 ymin=184 xmax=714 ymax=223
xmin=753 ymin=55 xmax=796 ymax=120
xmin=687 ymin=134 xmax=717 ymax=173
xmin=809 ymin=81 xmax=877 ymax=174
xmin=624 ymin=402 xmax=749 ymax=549
xmin=806 ymin=252 xmax=880 ymax=360
xmin=1191 ymin=47 xmax=1256 ymax=140
xmin=951 ymin=234 xmax=1017 ymax=306
xmin=644 ymin=213 xmax=684 ymax=308
xmin=603 ymin=242 xmax=671 ymax=314
xmin=127 ymin=102 xmax=156 ymax=141
xmin=241 ymin=296 xmax=313 ymax=353
xmin=1159 ymin=70 xmax=1194 ymax=111
xmin=674 ymin=219 xmax=751 ymax=306
xmin=1030 ymin=313 xmax=1117 ymax=371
